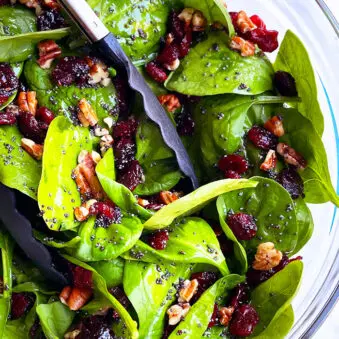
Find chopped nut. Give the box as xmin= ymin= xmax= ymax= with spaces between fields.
xmin=78 ymin=99 xmax=99 ymax=127
xmin=17 ymin=0 xmax=40 ymax=10
xmin=138 ymin=197 xmax=150 ymax=207
xmin=230 ymin=36 xmax=255 ymax=57
xmin=59 ymin=286 xmax=93 ymax=311
xmin=87 ymin=60 xmax=110 ymax=86
xmin=167 ymin=303 xmax=191 ymax=326
xmin=101 ymin=77 xmax=112 ymax=87
xmin=264 ymin=116 xmax=285 ymax=137
xmin=178 ymin=8 xmax=195 ymax=26
xmin=64 ymin=329 xmax=81 ymax=339
xmin=21 ymin=138 xmax=43 ymax=160
xmin=91 ymin=151 xmax=102 ymax=164
xmin=159 ymin=191 xmax=181 ymax=205
xmin=100 ymin=135 xmax=114 ymax=155
xmin=260 ymin=150 xmax=277 ymax=171
xmin=103 ymin=117 xmax=114 ymax=129
xmin=78 ymin=150 xmax=90 ymax=164
xmin=236 ymin=11 xmax=257 ymax=33
xmin=192 ymin=10 xmax=207 ymax=32
xmin=276 ymin=143 xmax=307 ymax=170
xmin=59 ymin=286 xmax=72 ymax=305
xmin=252 ymin=242 xmax=283 ymax=271
xmin=158 ymin=94 xmax=181 ymax=113
xmin=164 ymin=58 xmax=180 ymax=71
xmin=178 ymin=279 xmax=199 ymax=303
xmin=166 ymin=33 xmax=175 ymax=45
xmin=219 ymin=306 xmax=234 ymax=326
xmin=37 ymin=40 xmax=62 ymax=69
xmin=18 ymin=91 xmax=38 ymax=115
xmin=72 ymin=165 xmax=92 ymax=199
xmin=42 ymin=0 xmax=60 ymax=9
xmin=94 ymin=126 xmax=109 ymax=137
xmin=74 ymin=199 xmax=97 ymax=222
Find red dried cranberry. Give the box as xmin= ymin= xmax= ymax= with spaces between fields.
xmin=276 ymin=168 xmax=304 ymax=199
xmin=248 ymin=125 xmax=278 ymax=150
xmin=250 ymin=15 xmax=266 ymax=29
xmin=245 ymin=29 xmax=279 ymax=53
xmin=118 ymin=160 xmax=144 ymax=191
xmin=224 ymin=170 xmax=242 ymax=179
xmin=208 ymin=303 xmax=219 ymax=328
xmin=113 ymin=118 xmax=138 ymax=140
xmin=145 ymin=203 xmax=165 ymax=211
xmin=52 ymin=57 xmax=90 ymax=87
xmin=17 ymin=112 xmax=46 ymax=144
xmin=0 ymin=112 xmax=16 ymax=125
xmin=37 ymin=9 xmax=65 ymax=31
xmin=10 ymin=293 xmax=34 ymax=320
xmin=148 ymin=230 xmax=169 ymax=250
xmin=218 ymin=154 xmax=249 ymax=174
xmin=0 ymin=63 xmax=19 ymax=104
xmin=162 ymin=325 xmax=176 ymax=339
xmin=75 ymin=315 xmax=115 ymax=339
xmin=190 ymin=271 xmax=218 ymax=303
xmin=109 ymin=286 xmax=130 ymax=309
xmin=90 ymin=201 xmax=118 ymax=224
xmin=178 ymin=30 xmax=192 ymax=58
xmin=227 ymin=213 xmax=257 ymax=241
xmin=112 ymin=76 xmax=131 ymax=117
xmin=145 ymin=62 xmax=168 ymax=83
xmin=114 ymin=137 xmax=136 ymax=172
xmin=36 ymin=107 xmax=55 ymax=125
xmin=168 ymin=10 xmax=185 ymax=41
xmin=218 ymin=234 xmax=234 ymax=256
xmin=156 ymin=44 xmax=179 ymax=66
xmin=273 ymin=71 xmax=298 ymax=97
xmin=230 ymin=283 xmax=249 ymax=309
xmin=229 ymin=305 xmax=259 ymax=337
xmin=71 ymin=265 xmax=93 ymax=289
xmin=176 ymin=112 xmax=195 ymax=136
xmin=229 ymin=12 xmax=238 ymax=28
xmin=0 ymin=0 xmax=10 ymax=5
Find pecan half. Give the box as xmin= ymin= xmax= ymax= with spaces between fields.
xmin=230 ymin=37 xmax=255 ymax=57
xmin=37 ymin=40 xmax=62 ymax=69
xmin=159 ymin=191 xmax=181 ymax=205
xmin=72 ymin=165 xmax=92 ymax=200
xmin=74 ymin=199 xmax=97 ymax=222
xmin=252 ymin=242 xmax=283 ymax=271
xmin=78 ymin=99 xmax=99 ymax=127
xmin=18 ymin=91 xmax=38 ymax=115
xmin=260 ymin=150 xmax=277 ymax=171
xmin=178 ymin=279 xmax=199 ymax=303
xmin=158 ymin=94 xmax=181 ymax=113
xmin=21 ymin=138 xmax=43 ymax=160
xmin=236 ymin=11 xmax=257 ymax=33
xmin=60 ymin=286 xmax=93 ymax=311
xmin=276 ymin=143 xmax=307 ymax=170
xmin=264 ymin=116 xmax=285 ymax=137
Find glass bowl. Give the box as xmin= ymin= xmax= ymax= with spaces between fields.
xmin=228 ymin=0 xmax=339 ymax=337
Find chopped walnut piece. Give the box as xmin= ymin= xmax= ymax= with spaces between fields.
xmin=252 ymin=242 xmax=283 ymax=271
xmin=37 ymin=40 xmax=62 ymax=69
xmin=78 ymin=99 xmax=99 ymax=127
xmin=100 ymin=135 xmax=114 ymax=155
xmin=178 ymin=8 xmax=195 ymax=26
xmin=159 ymin=191 xmax=181 ymax=205
xmin=264 ymin=116 xmax=285 ymax=137
xmin=85 ymin=57 xmax=111 ymax=86
xmin=158 ymin=94 xmax=181 ymax=113
xmin=192 ymin=10 xmax=207 ymax=32
xmin=236 ymin=11 xmax=257 ymax=33
xmin=94 ymin=126 xmax=109 ymax=137
xmin=64 ymin=329 xmax=81 ymax=339
xmin=59 ymin=286 xmax=93 ymax=311
xmin=219 ymin=306 xmax=234 ymax=326
xmin=74 ymin=199 xmax=97 ymax=222
xmin=21 ymin=138 xmax=43 ymax=160
xmin=18 ymin=91 xmax=38 ymax=115
xmin=260 ymin=150 xmax=277 ymax=171
xmin=178 ymin=279 xmax=199 ymax=303
xmin=276 ymin=143 xmax=307 ymax=170
xmin=167 ymin=303 xmax=191 ymax=326
xmin=137 ymin=198 xmax=150 ymax=207
xmin=164 ymin=58 xmax=180 ymax=71
xmin=103 ymin=117 xmax=114 ymax=129
xmin=230 ymin=36 xmax=255 ymax=57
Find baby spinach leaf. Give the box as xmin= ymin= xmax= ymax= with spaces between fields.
xmin=34 ymin=231 xmax=81 ymax=249
xmin=37 ymin=301 xmax=75 ymax=339
xmin=96 ymin=149 xmax=153 ymax=220
xmin=143 ymin=179 xmax=258 ymax=230
xmin=124 ymin=262 xmax=192 ymax=339
xmin=38 ymin=116 xmax=92 ymax=231
xmin=250 ymin=260 xmax=303 ymax=337
xmin=0 ymin=125 xmax=41 ymax=200
xmin=274 ymin=30 xmax=324 ymax=135
xmin=90 ymin=258 xmax=125 ymax=288
xmin=123 ymin=217 xmax=229 ymax=275
xmin=70 ymin=215 xmax=143 ymax=261
xmin=217 ymin=177 xmax=298 ymax=255
xmin=165 ymin=32 xmax=274 ymax=96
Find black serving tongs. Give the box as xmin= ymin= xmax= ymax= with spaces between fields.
xmin=58 ymin=0 xmax=199 ymax=190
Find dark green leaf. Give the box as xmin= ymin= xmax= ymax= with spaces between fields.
xmin=90 ymin=258 xmax=125 ymax=288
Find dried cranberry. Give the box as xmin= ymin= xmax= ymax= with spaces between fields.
xmin=190 ymin=271 xmax=218 ymax=302
xmin=218 ymin=234 xmax=234 ymax=256
xmin=112 ymin=76 xmax=131 ymax=118
xmin=0 ymin=0 xmax=10 ymax=5
xmin=145 ymin=62 xmax=168 ymax=83
xmin=109 ymin=286 xmax=130 ymax=309
xmin=208 ymin=303 xmax=219 ymax=328
xmin=246 ymin=29 xmax=279 ymax=53
xmin=0 ymin=112 xmax=16 ymax=125
xmin=118 ymin=160 xmax=144 ymax=191
xmin=52 ymin=57 xmax=90 ymax=87
xmin=276 ymin=168 xmax=304 ymax=199
xmin=71 ymin=265 xmax=93 ymax=289
xmin=114 ymin=137 xmax=136 ymax=172
xmin=75 ymin=315 xmax=115 ymax=339
xmin=29 ymin=319 xmax=43 ymax=338
xmin=148 ymin=230 xmax=169 ymax=250
xmin=168 ymin=10 xmax=185 ymax=41
xmin=229 ymin=305 xmax=259 ymax=337
xmin=113 ymin=118 xmax=138 ymax=140
xmin=250 ymin=15 xmax=266 ymax=29
xmin=227 ymin=213 xmax=257 ymax=241
xmin=162 ymin=325 xmax=176 ymax=339
xmin=248 ymin=125 xmax=278 ymax=150
xmin=229 ymin=12 xmax=238 ymax=28
xmin=90 ymin=201 xmax=121 ymax=225
xmin=224 ymin=170 xmax=242 ymax=179
xmin=273 ymin=71 xmax=298 ymax=97
xmin=176 ymin=112 xmax=195 ymax=136
xmin=230 ymin=284 xmax=249 ymax=308
xmin=178 ymin=30 xmax=192 ymax=58
xmin=37 ymin=9 xmax=65 ymax=31
xmin=36 ymin=107 xmax=55 ymax=125
xmin=17 ymin=112 xmax=46 ymax=144
xmin=0 ymin=63 xmax=19 ymax=104
xmin=145 ymin=203 xmax=165 ymax=211
xmin=10 ymin=293 xmax=34 ymax=320
xmin=218 ymin=154 xmax=249 ymax=174
xmin=156 ymin=44 xmax=179 ymax=66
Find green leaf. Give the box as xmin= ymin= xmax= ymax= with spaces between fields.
xmin=124 ymin=262 xmax=192 ymax=339
xmin=70 ymin=215 xmax=143 ymax=261
xmin=274 ymin=30 xmax=324 ymax=135
xmin=165 ymin=32 xmax=274 ymax=96
xmin=143 ymin=179 xmax=258 ymax=230
xmin=123 ymin=217 xmax=229 ymax=275
xmin=36 ymin=302 xmax=75 ymax=339
xmin=96 ymin=148 xmax=153 ymax=220
xmin=38 ymin=116 xmax=92 ymax=231
xmin=34 ymin=230 xmax=81 ymax=249
xmin=90 ymin=258 xmax=125 ymax=288
xmin=250 ymin=260 xmax=303 ymax=337
xmin=0 ymin=125 xmax=41 ymax=199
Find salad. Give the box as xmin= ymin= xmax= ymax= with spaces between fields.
xmin=0 ymin=0 xmax=338 ymax=338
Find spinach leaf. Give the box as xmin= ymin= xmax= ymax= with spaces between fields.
xmin=34 ymin=231 xmax=81 ymax=249
xmin=217 ymin=177 xmax=298 ymax=255
xmin=165 ymin=32 xmax=274 ymax=96
xmin=143 ymin=179 xmax=258 ymax=230
xmin=0 ymin=125 xmax=41 ymax=199
xmin=274 ymin=30 xmax=324 ymax=135
xmin=124 ymin=262 xmax=192 ymax=339
xmin=250 ymin=260 xmax=303 ymax=337
xmin=90 ymin=258 xmax=125 ymax=288
xmin=70 ymin=215 xmax=143 ymax=261
xmin=38 ymin=116 xmax=92 ymax=231
xmin=37 ymin=302 xmax=75 ymax=339
xmin=123 ymin=217 xmax=229 ymax=275
xmin=96 ymin=148 xmax=153 ymax=220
